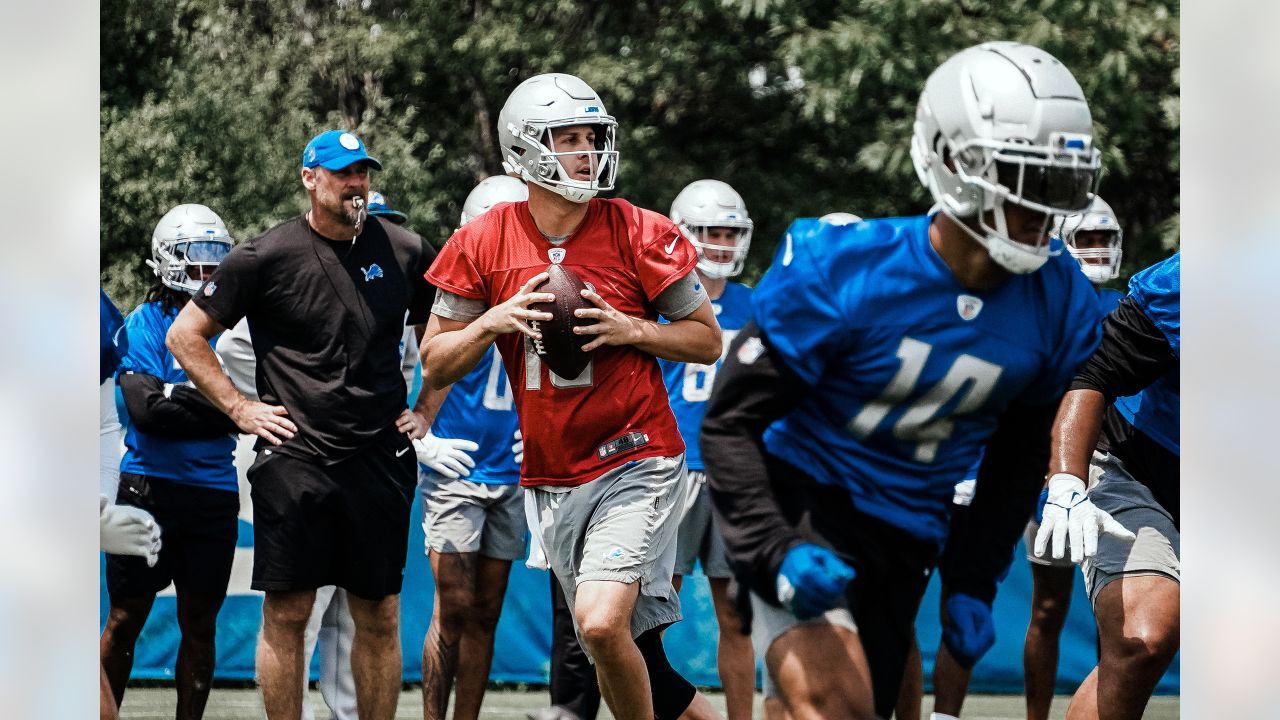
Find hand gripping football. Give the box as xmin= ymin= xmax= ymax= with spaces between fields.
xmin=529 ymin=264 xmax=597 ymax=379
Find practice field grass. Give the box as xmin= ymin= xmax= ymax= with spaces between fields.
xmin=118 ymin=685 xmax=1180 ymax=719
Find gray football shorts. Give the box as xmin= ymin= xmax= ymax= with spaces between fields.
xmin=530 ymin=454 xmax=690 ymax=652
xmin=419 ymin=470 xmax=527 ymax=562
xmin=674 ymin=471 xmax=732 ymax=578
xmin=750 ymin=592 xmax=858 ymax=699
xmin=1081 ymin=451 xmax=1180 ymax=605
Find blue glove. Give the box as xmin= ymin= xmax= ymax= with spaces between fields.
xmin=775 ymin=543 xmax=856 ymax=620
xmin=941 ymin=592 xmax=996 ymax=668
xmin=1034 ymin=487 xmax=1050 ymax=525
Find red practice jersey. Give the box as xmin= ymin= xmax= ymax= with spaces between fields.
xmin=426 ymin=198 xmax=698 ymax=487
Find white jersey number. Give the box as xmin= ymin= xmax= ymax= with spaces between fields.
xmin=680 ymin=328 xmax=738 ymax=402
xmin=847 ymin=337 xmax=1003 ymax=462
xmin=523 ymin=336 xmax=593 ymax=390
xmin=482 ymin=350 xmax=514 ymax=410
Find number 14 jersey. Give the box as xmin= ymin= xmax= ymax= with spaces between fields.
xmin=755 ymin=215 xmax=1101 ymax=543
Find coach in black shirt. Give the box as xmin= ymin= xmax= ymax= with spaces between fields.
xmin=167 ymin=130 xmax=436 ymax=720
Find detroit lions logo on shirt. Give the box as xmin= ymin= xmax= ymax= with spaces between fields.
xmin=361 ymin=264 xmax=384 ymax=282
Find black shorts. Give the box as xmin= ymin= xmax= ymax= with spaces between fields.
xmin=247 ymin=429 xmax=417 ymax=599
xmin=766 ymin=454 xmax=940 ymax=719
xmin=106 ymin=473 xmax=239 ymax=600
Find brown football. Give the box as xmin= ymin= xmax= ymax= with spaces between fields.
xmin=528 ymin=264 xmax=597 ymax=379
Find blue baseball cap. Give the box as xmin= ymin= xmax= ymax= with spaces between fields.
xmin=367 ymin=191 xmax=408 ymax=224
xmin=302 ymin=130 xmax=383 ymax=171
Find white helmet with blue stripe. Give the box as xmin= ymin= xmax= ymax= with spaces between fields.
xmin=497 ymin=73 xmax=618 ymax=204
xmin=1061 ymin=195 xmax=1123 ymax=283
xmin=911 ymin=41 xmax=1102 ymax=274
xmin=669 ymin=179 xmax=753 ymax=279
xmin=460 ymin=176 xmax=529 ymax=227
xmin=148 ymin=204 xmax=232 ymax=294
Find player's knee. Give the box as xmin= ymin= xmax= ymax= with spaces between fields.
xmin=574 ymin=603 xmax=629 ymax=653
xmin=1030 ymin=595 xmax=1070 ymax=630
xmin=436 ymin=585 xmax=477 ymax=627
xmin=471 ymin=593 xmax=505 ymax=631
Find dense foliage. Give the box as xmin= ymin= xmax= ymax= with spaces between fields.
xmin=102 ymin=0 xmax=1178 ymax=310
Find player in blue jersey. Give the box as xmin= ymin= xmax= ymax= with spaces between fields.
xmin=662 ymin=179 xmax=756 ymax=720
xmin=417 ymin=174 xmax=528 ymax=720
xmin=1018 ymin=194 xmax=1126 ymax=720
xmin=100 ymin=204 xmax=239 ymax=720
xmin=1033 ymin=252 xmax=1179 ymax=720
xmin=100 ymin=289 xmax=163 ymax=720
xmin=702 ymin=42 xmax=1105 ymax=719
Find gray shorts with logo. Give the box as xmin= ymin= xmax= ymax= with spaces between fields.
xmin=530 ymin=454 xmax=690 ymax=651
xmin=419 ymin=470 xmax=527 ymax=562
xmin=1081 ymin=451 xmax=1180 ymax=605
xmin=674 ymin=471 xmax=732 ymax=578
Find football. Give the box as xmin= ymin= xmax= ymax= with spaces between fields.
xmin=529 ymin=263 xmax=597 ymax=379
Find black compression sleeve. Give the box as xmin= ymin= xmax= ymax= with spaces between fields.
xmin=702 ymin=321 xmax=810 ymax=603
xmin=940 ymin=399 xmax=1058 ymax=604
xmin=118 ymin=372 xmax=241 ymax=438
xmin=1071 ymin=297 xmax=1178 ymax=401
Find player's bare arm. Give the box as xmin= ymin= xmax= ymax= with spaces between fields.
xmin=166 ymin=301 xmax=297 ymax=445
xmin=422 ymin=273 xmax=555 ymax=388
xmin=574 ymin=289 xmax=721 ymax=363
xmin=1048 ymin=388 xmax=1107 ymax=481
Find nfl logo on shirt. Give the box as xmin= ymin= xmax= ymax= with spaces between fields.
xmin=956 ymin=294 xmax=983 ymax=321
xmin=549 ymin=248 xmax=566 ymax=265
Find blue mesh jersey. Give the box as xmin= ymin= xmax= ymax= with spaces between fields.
xmin=430 ymin=344 xmax=520 ymax=484
xmin=755 ymin=215 xmax=1102 ymax=544
xmin=1098 ymin=287 xmax=1123 ymax=315
xmin=118 ymin=301 xmax=237 ymax=490
xmin=1114 ymin=252 xmax=1180 ymax=455
xmin=660 ymin=282 xmax=754 ymax=471
xmin=100 ymin=290 xmax=127 ymax=384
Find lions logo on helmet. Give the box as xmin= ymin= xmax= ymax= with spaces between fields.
xmin=459 ymin=175 xmax=530 ymax=228
xmin=1060 ymin=195 xmax=1124 ymax=283
xmin=910 ymin=42 xmax=1102 ymax=274
xmin=669 ymin=179 xmax=753 ymax=279
xmin=147 ymin=204 xmax=233 ymax=295
xmin=497 ymin=74 xmax=619 ymax=204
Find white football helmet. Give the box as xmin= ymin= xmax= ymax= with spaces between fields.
xmin=460 ymin=175 xmax=529 ymax=227
xmin=819 ymin=212 xmax=863 ymax=226
xmin=911 ymin=41 xmax=1102 ymax=274
xmin=497 ymin=73 xmax=618 ymax=204
xmin=1060 ymin=195 xmax=1123 ymax=283
xmin=669 ymin=179 xmax=753 ymax=278
xmin=147 ymin=204 xmax=232 ymax=294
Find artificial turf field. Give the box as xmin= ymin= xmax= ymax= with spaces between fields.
xmin=118 ymin=686 xmax=1180 ymax=719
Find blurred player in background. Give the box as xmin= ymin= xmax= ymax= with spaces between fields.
xmin=703 ymin=42 xmax=1104 ymax=719
xmin=100 ymin=204 xmax=239 ymax=720
xmin=99 ymin=288 xmax=162 ymax=720
xmin=167 ymin=130 xmax=437 ymax=720
xmin=663 ymin=179 xmax=756 ymax=720
xmin=422 ymin=73 xmax=723 ymax=720
xmin=1034 ymin=251 xmax=1179 ymax=720
xmin=416 ymin=175 xmax=528 ymax=720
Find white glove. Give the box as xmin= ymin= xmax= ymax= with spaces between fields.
xmin=511 ymin=429 xmax=524 ymax=465
xmin=100 ymin=495 xmax=162 ymax=566
xmin=413 ymin=433 xmax=479 ymax=479
xmin=1034 ymin=473 xmax=1136 ymax=563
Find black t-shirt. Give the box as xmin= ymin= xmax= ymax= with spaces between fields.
xmin=195 ymin=215 xmax=437 ymax=463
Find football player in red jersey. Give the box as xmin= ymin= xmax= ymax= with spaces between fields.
xmin=422 ymin=74 xmax=723 ymax=720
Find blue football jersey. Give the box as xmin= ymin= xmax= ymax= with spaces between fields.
xmin=430 ymin=344 xmax=520 ymax=484
xmin=100 ymin=290 xmax=127 ymax=384
xmin=1113 ymin=252 xmax=1180 ymax=455
xmin=118 ymin=301 xmax=237 ymax=490
xmin=1098 ymin=287 xmax=1123 ymax=315
xmin=754 ymin=215 xmax=1102 ymax=544
xmin=661 ymin=282 xmax=754 ymax=471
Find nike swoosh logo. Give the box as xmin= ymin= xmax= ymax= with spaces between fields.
xmin=396 ymin=447 xmax=411 ymax=457
xmin=664 ymin=238 xmax=679 ymax=254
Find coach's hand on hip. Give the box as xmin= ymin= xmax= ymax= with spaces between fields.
xmin=230 ymin=396 xmax=297 ymax=446
xmin=395 ymin=408 xmax=430 ymax=440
